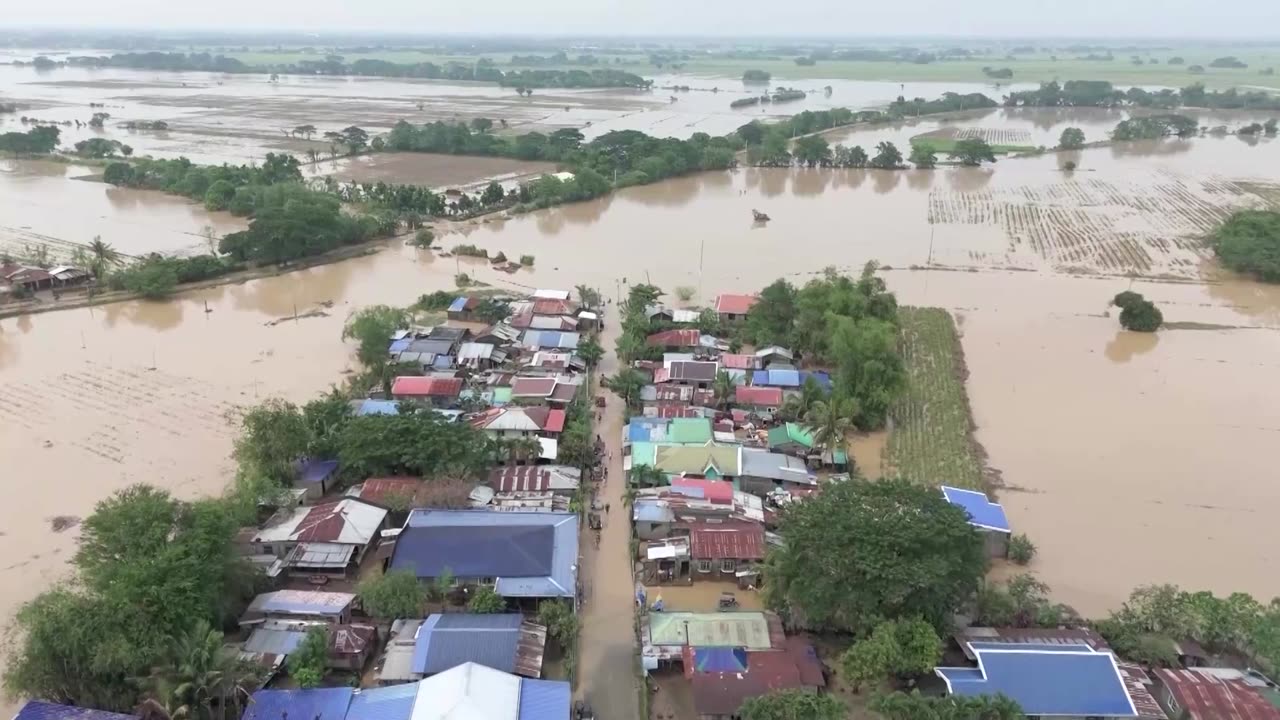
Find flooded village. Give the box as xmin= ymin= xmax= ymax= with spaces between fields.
xmin=5 ymin=31 xmax=1280 ymax=720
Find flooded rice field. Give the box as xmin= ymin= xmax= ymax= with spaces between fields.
xmin=325 ymin=152 xmax=557 ymax=189
xmin=3 ymin=101 xmax=1280 ymax=650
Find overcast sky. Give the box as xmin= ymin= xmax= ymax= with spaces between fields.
xmin=3 ymin=0 xmax=1280 ymax=38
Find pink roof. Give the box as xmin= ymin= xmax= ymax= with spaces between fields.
xmin=653 ymin=405 xmax=701 ymax=419
xmin=511 ymin=377 xmax=557 ymax=397
xmin=734 ymin=386 xmax=782 ymax=406
xmin=671 ymin=477 xmax=735 ymax=504
xmin=690 ymin=522 xmax=766 ymax=560
xmin=721 ymin=353 xmax=755 ymax=370
xmin=647 ymin=328 xmax=700 ymax=348
xmin=1153 ymin=669 xmax=1280 ymax=720
xmin=715 ymin=294 xmax=758 ymax=315
xmin=543 ymin=408 xmax=567 ymax=433
xmin=391 ymin=376 xmax=462 ymax=397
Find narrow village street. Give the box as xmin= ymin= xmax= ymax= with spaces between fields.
xmin=576 ymin=315 xmax=642 ymax=720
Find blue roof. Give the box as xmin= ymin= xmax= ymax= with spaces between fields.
xmin=518 ymin=678 xmax=571 ymax=720
xmin=625 ymin=417 xmax=669 ymax=443
xmin=357 ymin=399 xmax=401 ymax=416
xmin=388 ymin=338 xmax=412 ymax=354
xmin=243 ymin=687 xmax=353 ymax=720
xmin=297 ymin=458 xmax=339 ymax=485
xmin=412 ymin=613 xmax=524 ymax=675
xmin=941 ymin=486 xmax=1011 ymax=533
xmin=800 ymin=370 xmax=833 ymax=392
xmin=345 ymin=684 xmax=418 ymax=720
xmin=753 ymin=369 xmax=801 ymax=387
xmin=15 ymin=702 xmax=135 ymax=720
xmin=390 ymin=510 xmax=578 ymax=598
xmin=691 ymin=647 xmax=749 ymax=673
xmin=448 ymin=296 xmax=469 ymax=313
xmin=632 ymin=500 xmax=675 ymax=523
xmin=937 ymin=643 xmax=1136 ymax=717
xmin=432 ymin=354 xmax=454 ymax=370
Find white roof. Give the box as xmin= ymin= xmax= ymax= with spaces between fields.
xmin=532 ymin=288 xmax=571 ymax=300
xmin=477 ymin=407 xmax=544 ymax=432
xmin=457 ymin=343 xmax=494 ymax=361
xmin=578 ymin=310 xmax=599 ymax=320
xmin=671 ymin=309 xmax=700 ymax=324
xmin=411 ymin=662 xmax=521 ymax=720
xmin=538 ymin=437 xmax=558 ymax=461
xmin=251 ymin=498 xmax=387 ymax=546
xmin=551 ymin=172 xmax=576 ymax=182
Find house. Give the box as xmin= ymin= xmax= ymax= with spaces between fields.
xmin=941 ymin=486 xmax=1012 ymax=559
xmin=754 ymin=346 xmax=795 ymax=367
xmin=739 ymin=449 xmax=815 ymax=494
xmin=389 ymin=509 xmax=579 ymax=607
xmin=714 ymin=294 xmax=758 ymax=323
xmin=519 ymin=351 xmax=584 ymax=375
xmin=510 ymin=376 xmax=581 ymax=407
xmin=447 ymin=296 xmax=480 ymax=321
xmin=1 ymin=263 xmax=56 ymax=292
xmin=670 ymin=477 xmax=736 ymax=505
xmin=641 ymin=535 xmax=691 ymax=583
xmin=241 ymin=590 xmax=357 ymax=626
xmin=409 ymin=662 xmax=570 ymax=720
xmin=1152 ymin=668 xmax=1280 ymax=720
xmin=241 ymin=620 xmax=376 ymax=670
xmin=667 ymin=417 xmax=714 ymax=444
xmin=294 ymin=458 xmax=340 ymax=502
xmin=955 ymin=626 xmax=1109 ymax=658
xmin=473 ymin=323 xmax=521 ymax=346
xmin=378 ymin=618 xmax=425 ymax=685
xmin=357 ymin=398 xmax=401 ymax=416
xmin=410 ymin=613 xmax=546 ymax=678
xmin=576 ymin=309 xmax=600 ymax=330
xmin=647 ymin=328 xmax=701 ymax=352
xmin=487 ymin=465 xmax=581 ymax=495
xmin=470 ymin=406 xmax=566 ymax=439
xmin=654 ymin=445 xmax=741 ymax=480
xmin=751 ymin=367 xmax=801 ymax=389
xmin=457 ymin=342 xmax=506 ymax=370
xmin=531 ymin=298 xmax=577 ymax=317
xmin=935 ymin=642 xmax=1138 ymax=717
xmin=734 ymin=386 xmax=782 ymax=414
xmin=690 ymin=642 xmax=826 ymax=720
xmin=642 ymin=611 xmax=782 ymax=663
xmin=242 ymin=687 xmax=354 ymax=720
xmin=720 ymin=353 xmax=758 ymax=371
xmin=13 ymin=702 xmax=136 ymax=720
xmin=351 ymin=476 xmax=423 ymax=509
xmin=520 ymin=329 xmax=580 ymax=351
xmin=251 ymin=498 xmax=388 ymax=577
xmin=690 ymin=522 xmax=765 ymax=581
xmin=346 ymin=683 xmax=420 ymax=720
xmin=665 ymin=361 xmax=719 ymax=388
xmin=1118 ymin=664 xmax=1173 ymax=720
xmin=633 ymin=499 xmax=678 ymax=541
xmin=767 ymin=423 xmax=814 ymax=456
xmin=391 ymin=376 xmax=464 ymax=407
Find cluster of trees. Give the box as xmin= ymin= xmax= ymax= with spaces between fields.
xmin=0 ymin=125 xmax=60 ymax=154
xmin=74 ymin=138 xmax=132 ymax=158
xmin=1112 ymin=291 xmax=1164 ymax=332
xmin=106 ymin=253 xmax=242 ymax=299
xmin=1111 ymin=114 xmax=1198 ymax=141
xmin=2 ymin=485 xmax=263 ymax=711
xmin=1210 ymin=209 xmax=1280 ymax=282
xmin=1237 ymin=120 xmax=1279 ymax=136
xmin=742 ymin=265 xmax=904 ymax=428
xmin=742 ymin=69 xmax=772 ymax=83
xmin=1006 ymin=80 xmax=1280 ymax=111
xmin=779 ymin=136 xmax=904 ymax=169
xmin=61 ymin=52 xmax=650 ymax=88
xmin=102 ymin=154 xmax=303 ymax=210
xmin=1058 ymin=126 xmax=1086 ymax=150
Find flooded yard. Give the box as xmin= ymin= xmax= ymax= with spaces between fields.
xmin=326 ymin=152 xmax=557 ymax=189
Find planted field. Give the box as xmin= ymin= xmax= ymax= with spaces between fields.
xmin=887 ymin=308 xmax=985 ymax=491
xmin=910 ymin=128 xmax=1038 ymax=154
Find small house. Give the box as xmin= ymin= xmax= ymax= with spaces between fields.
xmin=1152 ymin=668 xmax=1280 ymax=720
xmin=470 ymin=406 xmax=566 ymax=439
xmin=734 ymin=386 xmax=782 ymax=415
xmin=713 ymin=294 xmax=758 ymax=323
xmin=14 ymin=702 xmax=135 ymax=720
xmin=487 ymin=465 xmax=581 ymax=495
xmin=766 ymin=423 xmax=814 ymax=456
xmin=739 ymin=449 xmax=815 ymax=494
xmin=377 ymin=619 xmax=424 ymax=685
xmin=242 ymin=687 xmax=354 ymax=720
xmin=633 ymin=499 xmax=678 ymax=541
xmin=293 ymin=458 xmax=340 ymax=502
xmin=751 ymin=367 xmax=801 ymax=390
xmin=520 ymin=329 xmax=580 ymax=351
xmin=410 ymin=613 xmax=546 ymax=678
xmin=456 ymin=342 xmax=505 ymax=370
xmin=754 ymin=346 xmax=795 ymax=367
xmin=251 ymin=498 xmax=388 ymax=577
xmin=654 ymin=445 xmax=741 ymax=480
xmin=689 ymin=522 xmax=765 ymax=582
xmin=664 ymin=361 xmax=719 ymax=389
xmin=647 ymin=328 xmax=701 ymax=352
xmin=390 ymin=376 xmax=464 ymax=408
xmin=720 ymin=353 xmax=758 ymax=371
xmin=241 ymin=590 xmax=357 ymax=626
xmin=690 ymin=643 xmax=825 ymax=720
xmin=941 ymin=486 xmax=1012 ymax=559
xmin=447 ymin=296 xmax=480 ymax=321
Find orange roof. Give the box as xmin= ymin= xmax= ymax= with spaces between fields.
xmin=734 ymin=386 xmax=782 ymax=406
xmin=690 ymin=522 xmax=766 ymax=560
xmin=646 ymin=328 xmax=700 ymax=348
xmin=391 ymin=376 xmax=463 ymax=397
xmin=714 ymin=294 xmax=758 ymax=315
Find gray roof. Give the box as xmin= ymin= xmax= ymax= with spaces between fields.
xmin=740 ymin=449 xmax=817 ymax=485
xmin=412 ymin=613 xmax=524 ymax=675
xmin=243 ymin=625 xmax=308 ymax=655
xmin=406 ymin=339 xmax=457 ymax=356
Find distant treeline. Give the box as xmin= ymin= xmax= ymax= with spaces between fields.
xmin=1005 ymin=81 xmax=1280 ymax=110
xmin=45 ymin=52 xmax=650 ymax=88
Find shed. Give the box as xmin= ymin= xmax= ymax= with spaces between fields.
xmin=294 ymin=458 xmax=340 ymax=500
xmin=1152 ymin=667 xmax=1280 ymax=720
xmin=941 ymin=485 xmax=1012 ymax=559
xmin=713 ymin=294 xmax=758 ymax=322
xmin=241 ymin=590 xmax=357 ymax=626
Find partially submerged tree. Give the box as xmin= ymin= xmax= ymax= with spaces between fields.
xmin=949 ymin=137 xmax=997 ymax=166
xmin=1058 ymin=127 xmax=1086 ymax=149
xmin=739 ymin=691 xmax=847 ymax=720
xmin=908 ymin=143 xmax=937 ymax=169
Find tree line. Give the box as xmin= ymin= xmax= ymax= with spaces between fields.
xmin=0 ymin=125 xmax=60 ymax=154
xmin=1006 ymin=80 xmax=1280 ymax=110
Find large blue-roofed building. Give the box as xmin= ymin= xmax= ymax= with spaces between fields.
xmin=14 ymin=701 xmax=135 ymax=720
xmin=936 ymin=642 xmax=1137 ymax=717
xmin=345 ymin=683 xmax=419 ymax=720
xmin=242 ymin=687 xmax=355 ymax=720
xmin=411 ymin=613 xmax=546 ymax=677
xmin=390 ymin=510 xmax=578 ymax=606
xmin=941 ymin=485 xmax=1012 ymax=559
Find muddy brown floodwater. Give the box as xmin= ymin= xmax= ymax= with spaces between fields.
xmin=4 ymin=109 xmax=1280 ymax=700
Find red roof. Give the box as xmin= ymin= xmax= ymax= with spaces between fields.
xmin=647 ymin=328 xmax=700 ymax=348
xmin=549 ymin=382 xmax=579 ymax=403
xmin=1153 ymin=669 xmax=1280 ymax=720
xmin=532 ymin=298 xmax=576 ymax=316
xmin=543 ymin=408 xmax=567 ymax=433
xmin=721 ymin=353 xmax=755 ymax=370
xmin=488 ymin=466 xmax=551 ymax=492
xmin=358 ymin=476 xmax=422 ymax=505
xmin=391 ymin=376 xmax=462 ymax=397
xmin=689 ymin=522 xmax=766 ymax=560
xmin=734 ymin=386 xmax=782 ymax=407
xmin=714 ymin=294 xmax=758 ymax=315
xmin=691 ymin=650 xmax=808 ymax=717
xmin=671 ymin=477 xmax=735 ymax=504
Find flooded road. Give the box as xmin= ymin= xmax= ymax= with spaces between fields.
xmin=4 ymin=112 xmax=1280 ymax=668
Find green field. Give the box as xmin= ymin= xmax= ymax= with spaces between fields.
xmin=908 ymin=135 xmax=1038 ymax=155
xmin=887 ymin=307 xmax=986 ymax=490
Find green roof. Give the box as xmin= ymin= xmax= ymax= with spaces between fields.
xmin=491 ymin=387 xmax=513 ymax=405
xmin=654 ymin=445 xmax=741 ymax=476
xmin=668 ymin=418 xmax=713 ymax=445
xmin=647 ymin=612 xmax=772 ymax=649
xmin=768 ymin=423 xmax=814 ymax=449
xmin=630 ymin=442 xmax=658 ymax=468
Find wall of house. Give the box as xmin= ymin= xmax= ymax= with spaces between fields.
xmin=983 ymin=531 xmax=1010 ymax=560
xmin=692 ymin=557 xmax=754 ymax=582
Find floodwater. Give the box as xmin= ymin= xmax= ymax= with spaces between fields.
xmin=326 ymin=152 xmax=557 ymax=190
xmin=3 ymin=106 xmax=1280 ymax=683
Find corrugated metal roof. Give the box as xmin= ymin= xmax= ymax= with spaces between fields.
xmin=517 ymin=678 xmax=571 ymax=720
xmin=297 ymin=459 xmax=339 ymax=485
xmin=245 ymin=590 xmax=355 ymax=618
xmin=448 ymin=297 xmax=471 ymax=313
xmin=942 ymin=486 xmax=1012 ymax=533
xmin=243 ymin=687 xmax=354 ymax=720
xmin=243 ymin=625 xmax=308 ymax=655
xmin=691 ymin=650 xmax=805 ymax=717
xmin=413 ymin=613 xmax=524 ymax=675
xmin=690 ymin=523 xmax=766 ymax=561
xmin=358 ymin=399 xmax=401 ymax=416
xmin=347 ymin=683 xmax=419 ymax=720
xmin=647 ymin=612 xmax=773 ymax=649
xmin=14 ymin=702 xmax=135 ymax=720
xmin=714 ymin=294 xmax=758 ymax=315
xmin=392 ymin=376 xmax=463 ymax=398
xmin=734 ymin=386 xmax=782 ymax=406
xmin=647 ymin=329 xmax=700 ymax=348
xmin=410 ymin=662 xmax=521 ymax=720
xmin=937 ymin=643 xmax=1137 ymax=717
xmin=253 ymin=498 xmax=387 ymax=546
xmin=1154 ymin=668 xmax=1280 ymax=720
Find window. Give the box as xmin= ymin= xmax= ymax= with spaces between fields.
xmin=696 ymin=559 xmax=712 ymax=573
xmin=721 ymin=559 xmax=736 ymax=573
xmin=261 ymin=545 xmax=273 ymax=555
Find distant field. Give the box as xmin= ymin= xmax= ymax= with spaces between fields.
xmin=888 ymin=308 xmax=986 ymax=491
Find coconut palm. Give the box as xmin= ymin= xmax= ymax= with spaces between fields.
xmin=630 ymin=464 xmax=666 ymax=489
xmin=87 ymin=235 xmax=122 ymax=279
xmin=144 ymin=619 xmax=262 ymax=720
xmin=804 ymin=394 xmax=859 ymax=461
xmin=712 ymin=369 xmax=735 ymax=409
xmin=509 ymin=436 xmax=543 ymax=464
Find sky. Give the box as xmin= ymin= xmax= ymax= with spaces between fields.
xmin=4 ymin=0 xmax=1280 ymax=39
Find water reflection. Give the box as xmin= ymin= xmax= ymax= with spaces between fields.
xmin=792 ymin=169 xmax=829 ymax=197
xmin=872 ymin=170 xmax=900 ymax=194
xmin=1110 ymin=139 xmax=1193 ymax=158
xmin=1104 ymin=328 xmax=1160 ymax=363
xmin=99 ymin=296 xmax=186 ymax=331
xmin=946 ymin=167 xmax=994 ymax=192
xmin=905 ymin=169 xmax=934 ymax=191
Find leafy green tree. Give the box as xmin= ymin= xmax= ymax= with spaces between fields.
xmin=342 ymin=305 xmax=409 ymax=391
xmin=840 ymin=618 xmax=941 ymax=690
xmin=869 ymin=141 xmax=903 ymax=169
xmin=603 ymin=368 xmax=647 ymax=408
xmin=468 ymin=586 xmax=507 ymax=613
xmin=301 ymin=389 xmax=353 ymax=458
xmin=536 ymin=600 xmax=578 ymax=646
xmin=739 ymin=691 xmax=846 ymax=720
xmin=118 ymin=258 xmax=180 ymax=299
xmin=288 ymin=627 xmax=328 ymax=688
xmin=1008 ymin=533 xmax=1037 ymax=564
xmin=293 ymin=124 xmax=317 ymax=140
xmin=765 ymin=478 xmax=984 ymax=632
xmin=87 ymin=236 xmax=123 ymax=279
xmin=1058 ymin=127 xmax=1086 ymax=149
xmin=949 ymin=137 xmax=997 ymax=166
xmin=973 ymin=574 xmax=1067 ymax=629
xmin=577 ymin=336 xmax=604 ymax=367
xmin=481 ymin=181 xmax=505 ymax=205
xmin=743 ymin=278 xmax=798 ymax=346
xmin=340 ymin=126 xmax=369 ymax=153
xmin=793 ymin=135 xmax=831 ymax=167
xmin=736 ymin=121 xmax=765 ymax=145
xmin=1120 ymin=300 xmax=1163 ymax=332
xmin=713 ymin=370 xmax=736 ymax=409
xmin=233 ymin=399 xmax=309 ymax=484
xmin=829 ymin=316 xmax=904 ymax=429
xmin=804 ymin=394 xmax=857 ymax=459
xmin=358 ymin=570 xmax=425 ymax=620
xmin=336 ymin=414 xmax=494 ymax=480
xmin=1112 ymin=290 xmax=1145 ymax=310
xmin=871 ymin=691 xmax=1024 ymax=720
xmin=427 ymin=567 xmax=455 ymax=604
xmin=1210 ymin=210 xmax=1280 ymax=281
xmin=575 ymin=284 xmax=602 ymax=309
xmin=470 ymin=118 xmax=494 ymax=133
xmin=908 ymin=143 xmax=937 ymax=169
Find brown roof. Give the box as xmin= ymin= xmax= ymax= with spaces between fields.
xmin=955 ymin=626 xmax=1109 ymax=661
xmin=489 ymin=466 xmax=551 ymax=492
xmin=329 ymin=624 xmax=376 ymax=656
xmin=734 ymin=386 xmax=783 ymax=407
xmin=549 ymin=382 xmax=579 ymax=403
xmin=1117 ymin=664 xmax=1171 ymax=720
xmin=1153 ymin=669 xmax=1280 ymax=720
xmin=358 ymin=477 xmax=422 ymax=506
xmin=690 ymin=650 xmax=811 ymax=717
xmin=532 ymin=298 xmax=576 ymax=316
xmin=785 ymin=636 xmax=828 ymax=688
xmin=690 ymin=522 xmax=766 ymax=560
xmin=511 ymin=377 xmax=557 ymax=397
xmin=669 ymin=361 xmax=718 ymax=383
xmin=647 ymin=328 xmax=700 ymax=348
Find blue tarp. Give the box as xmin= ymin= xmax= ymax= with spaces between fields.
xmin=15 ymin=702 xmax=135 ymax=720
xmin=690 ymin=647 xmax=748 ymax=673
xmin=345 ymin=683 xmax=418 ymax=720
xmin=296 ymin=459 xmax=339 ymax=485
xmin=937 ymin=643 xmax=1136 ymax=717
xmin=243 ymin=687 xmax=353 ymax=720
xmin=358 ymin=399 xmax=401 ymax=416
xmin=412 ymin=613 xmax=524 ymax=675
xmin=941 ymin=486 xmax=1011 ymax=533
xmin=518 ymin=678 xmax=571 ymax=720
xmin=800 ymin=370 xmax=833 ymax=392
xmin=448 ymin=296 xmax=469 ymax=313
xmin=753 ymin=369 xmax=801 ymax=387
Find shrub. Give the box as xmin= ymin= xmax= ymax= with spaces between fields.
xmin=491 ymin=251 xmax=508 ymax=264
xmin=415 ymin=290 xmax=455 ymax=311
xmin=1063 ymin=160 xmax=1078 ymax=171
xmin=1008 ymin=534 xmax=1037 ymax=565
xmin=1120 ymin=301 xmax=1163 ymax=332
xmin=519 ymin=254 xmax=535 ymax=266
xmin=1211 ymin=210 xmax=1280 ymax=281
xmin=451 ymin=244 xmax=487 ymax=258
xmin=1113 ymin=291 xmax=1145 ymax=310
xmin=455 ymin=273 xmax=472 ymax=287
xmin=675 ymin=285 xmax=695 ymax=302
xmin=412 ymin=228 xmax=435 ymax=248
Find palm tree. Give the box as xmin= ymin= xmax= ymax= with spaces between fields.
xmin=804 ymin=394 xmax=859 ymax=462
xmin=578 ymin=336 xmax=604 ymax=368
xmin=603 ymin=368 xmax=646 ymax=409
xmin=509 ymin=436 xmax=543 ymax=464
xmin=630 ymin=463 xmax=666 ymax=489
xmin=144 ymin=620 xmax=262 ymax=720
xmin=712 ymin=370 xmax=735 ymax=409
xmin=87 ymin=235 xmax=122 ymax=279
xmin=575 ymin=284 xmax=602 ymax=310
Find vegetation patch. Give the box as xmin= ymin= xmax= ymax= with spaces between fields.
xmin=887 ymin=308 xmax=986 ymax=490
xmin=909 ymin=132 xmax=1036 ymax=156
xmin=1210 ymin=209 xmax=1280 ymax=281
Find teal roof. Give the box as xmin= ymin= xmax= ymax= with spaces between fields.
xmin=630 ymin=442 xmax=658 ymax=468
xmin=668 ymin=418 xmax=713 ymax=445
xmin=768 ymin=423 xmax=814 ymax=449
